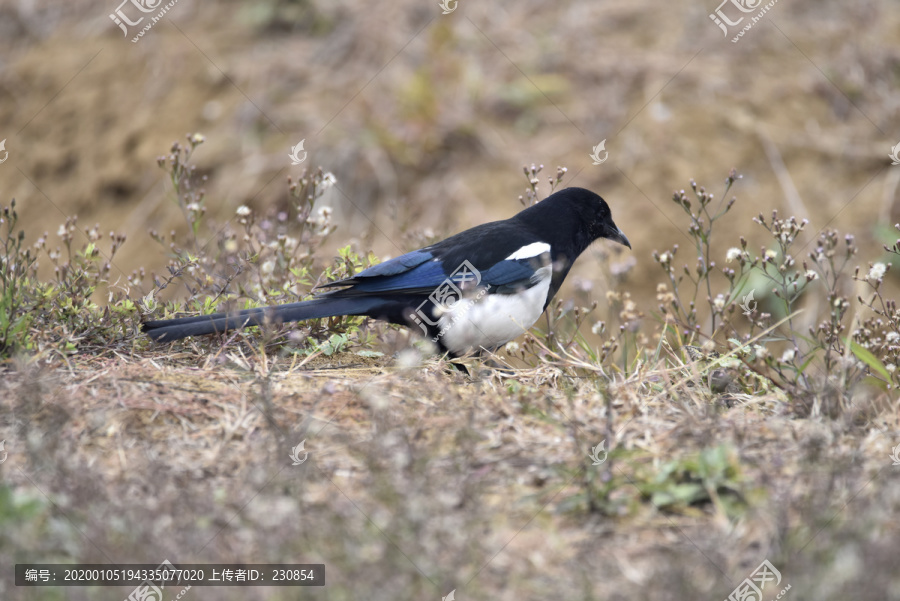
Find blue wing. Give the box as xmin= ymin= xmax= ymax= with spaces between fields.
xmin=479 ymin=259 xmax=544 ymax=293
xmin=316 ymin=249 xmax=437 ymax=293
xmin=318 ymin=247 xmax=544 ymax=296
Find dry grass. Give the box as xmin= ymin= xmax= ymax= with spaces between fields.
xmin=2 ymin=344 xmax=899 ymax=600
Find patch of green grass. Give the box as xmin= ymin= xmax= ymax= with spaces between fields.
xmin=639 ymin=445 xmax=746 ymax=515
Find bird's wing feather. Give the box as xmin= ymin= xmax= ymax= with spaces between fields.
xmin=330 ymin=259 xmax=449 ymax=295
xmin=318 ymin=220 xmax=546 ymax=296
xmin=478 ymin=257 xmax=547 ymax=293
xmin=324 ymin=256 xmax=546 ymax=297
xmin=317 ymin=249 xmax=435 ymax=288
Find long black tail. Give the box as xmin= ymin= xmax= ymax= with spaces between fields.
xmin=142 ymin=297 xmax=382 ymax=342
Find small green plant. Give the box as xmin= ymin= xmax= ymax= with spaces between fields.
xmin=852 ymin=241 xmax=900 ymax=390
xmin=0 ymin=200 xmax=133 ymax=359
xmin=573 ymin=445 xmax=748 ymax=518
xmin=309 ymin=332 xmax=351 ymax=356
xmin=639 ymin=445 xmax=745 ymax=516
xmin=654 ymin=171 xmax=740 ymax=335
xmin=0 ymin=483 xmax=46 ymax=528
xmin=143 ymin=134 xmax=380 ymax=352
xmin=645 ymin=170 xmax=886 ymax=409
xmin=0 ymin=200 xmax=37 ymax=355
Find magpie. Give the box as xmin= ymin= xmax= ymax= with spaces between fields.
xmin=142 ymin=187 xmax=630 ymax=355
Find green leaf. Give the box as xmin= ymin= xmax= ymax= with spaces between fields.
xmin=845 ymin=338 xmax=890 ymax=381
xmin=652 ymin=484 xmax=705 ymax=507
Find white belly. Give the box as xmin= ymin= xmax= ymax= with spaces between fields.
xmin=436 ymin=265 xmax=551 ymax=354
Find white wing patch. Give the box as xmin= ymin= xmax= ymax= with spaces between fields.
xmin=505 ymin=242 xmax=550 ymax=261
xmin=438 ymin=265 xmax=552 ymax=354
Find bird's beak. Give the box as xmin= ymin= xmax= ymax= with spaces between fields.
xmin=606 ymin=225 xmax=631 ymax=249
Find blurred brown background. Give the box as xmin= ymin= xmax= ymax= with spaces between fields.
xmin=1 ymin=0 xmax=898 ymax=310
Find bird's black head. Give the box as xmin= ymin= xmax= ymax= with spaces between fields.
xmin=517 ymin=187 xmax=630 ymax=253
